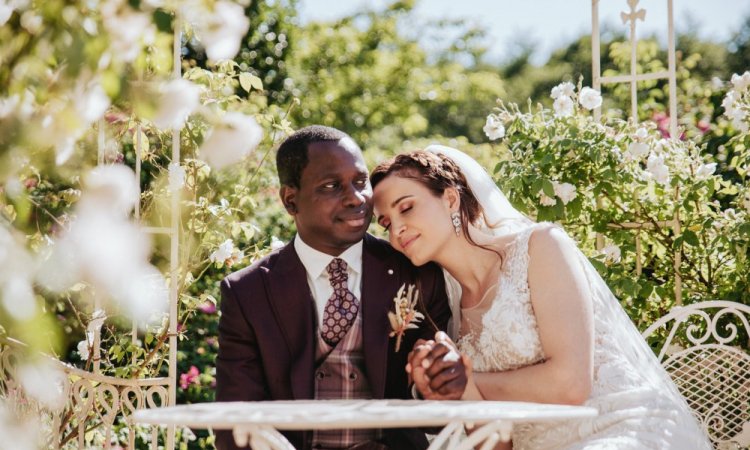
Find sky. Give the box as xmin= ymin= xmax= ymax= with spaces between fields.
xmin=298 ymin=0 xmax=750 ymax=65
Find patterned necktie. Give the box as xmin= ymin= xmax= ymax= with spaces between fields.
xmin=320 ymin=258 xmax=360 ymax=346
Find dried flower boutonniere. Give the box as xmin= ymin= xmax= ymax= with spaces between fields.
xmin=388 ymin=283 xmax=424 ymax=352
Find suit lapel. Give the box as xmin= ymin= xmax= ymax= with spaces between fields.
xmin=361 ymin=234 xmax=395 ymax=399
xmin=265 ymin=242 xmax=315 ymax=400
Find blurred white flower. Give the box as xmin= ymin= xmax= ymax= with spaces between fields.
xmin=80 ymin=164 xmax=139 ymax=217
xmin=553 ymin=181 xmax=577 ymax=205
xmin=2 ymin=278 xmax=35 ymax=321
xmin=483 ymin=115 xmax=505 ymax=140
xmin=695 ymin=163 xmax=717 ymax=181
xmin=0 ymin=3 xmax=13 ymax=26
xmin=102 ymin=0 xmax=154 ymax=62
xmin=538 ymin=190 xmax=557 ymax=206
xmin=75 ymin=81 xmax=110 ymax=123
xmin=18 ymin=360 xmax=67 ymax=411
xmin=730 ymin=72 xmax=750 ymax=91
xmin=152 ymin=79 xmax=201 ymax=131
xmin=200 ymin=112 xmax=263 ymax=170
xmin=634 ymin=127 xmax=648 ymax=139
xmin=646 ymin=153 xmax=670 ymax=186
xmin=77 ymin=337 xmax=91 ymax=360
xmin=210 ymin=239 xmax=244 ymax=267
xmin=578 ymin=87 xmax=602 ymax=110
xmin=550 ymin=82 xmax=575 ymax=99
xmin=168 ymin=163 xmax=186 ymax=192
xmin=115 ymin=265 xmax=168 ymax=323
xmin=722 ymin=90 xmax=740 ymax=112
xmin=601 ymin=243 xmax=621 ymax=264
xmin=193 ymin=1 xmax=250 ymax=61
xmin=553 ymin=96 xmax=574 ymax=118
xmin=0 ymin=401 xmax=44 ymax=450
xmin=270 ymin=236 xmax=285 ymax=251
xmin=19 ymin=10 xmax=41 ymax=34
xmin=625 ymin=141 xmax=649 ymax=161
xmin=711 ymin=77 xmax=724 ymax=90
xmin=0 ymin=95 xmax=19 ymax=119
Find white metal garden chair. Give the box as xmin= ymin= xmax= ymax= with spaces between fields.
xmin=641 ymin=300 xmax=750 ymax=449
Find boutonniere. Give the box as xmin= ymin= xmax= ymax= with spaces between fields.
xmin=388 ymin=283 xmax=424 ymax=352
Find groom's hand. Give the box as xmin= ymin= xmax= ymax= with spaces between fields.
xmin=407 ymin=332 xmax=467 ymax=400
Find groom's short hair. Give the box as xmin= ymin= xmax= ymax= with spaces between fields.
xmin=276 ymin=125 xmax=353 ymax=188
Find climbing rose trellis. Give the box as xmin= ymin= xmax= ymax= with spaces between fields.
xmin=484 ymin=81 xmax=750 ymax=332
xmin=0 ymin=0 xmax=288 ymax=447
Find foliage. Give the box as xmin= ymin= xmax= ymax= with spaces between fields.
xmin=486 ymin=82 xmax=749 ymax=335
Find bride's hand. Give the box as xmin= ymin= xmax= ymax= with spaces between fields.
xmin=408 ymin=331 xmax=468 ymax=400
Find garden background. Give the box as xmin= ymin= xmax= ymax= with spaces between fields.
xmin=0 ymin=0 xmax=749 ymax=448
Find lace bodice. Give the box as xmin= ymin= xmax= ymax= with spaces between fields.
xmin=446 ymin=223 xmax=711 ymax=450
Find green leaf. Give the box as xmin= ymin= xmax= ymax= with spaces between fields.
xmin=153 ymin=9 xmax=173 ymax=34
xmin=682 ymin=230 xmax=700 ymax=247
xmin=541 ymin=179 xmax=555 ymax=197
xmin=239 ymin=73 xmax=263 ymax=92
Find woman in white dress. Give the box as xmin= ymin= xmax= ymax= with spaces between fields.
xmin=370 ymin=146 xmax=711 ymax=450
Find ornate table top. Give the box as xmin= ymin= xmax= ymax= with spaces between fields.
xmin=133 ymin=399 xmax=598 ymax=430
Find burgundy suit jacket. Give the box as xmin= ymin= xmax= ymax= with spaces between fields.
xmin=215 ymin=234 xmax=451 ymax=450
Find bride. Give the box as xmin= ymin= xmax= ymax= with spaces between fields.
xmin=370 ymin=145 xmax=711 ymax=449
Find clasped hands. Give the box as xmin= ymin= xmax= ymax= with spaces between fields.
xmin=406 ymin=331 xmax=472 ymax=400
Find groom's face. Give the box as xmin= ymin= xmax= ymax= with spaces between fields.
xmin=282 ymin=139 xmax=373 ymax=256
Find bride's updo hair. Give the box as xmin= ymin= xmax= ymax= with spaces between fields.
xmin=370 ymin=150 xmax=483 ymax=239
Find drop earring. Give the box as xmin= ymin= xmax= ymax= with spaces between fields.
xmin=451 ymin=211 xmax=461 ymax=236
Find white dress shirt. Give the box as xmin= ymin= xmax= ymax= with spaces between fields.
xmin=294 ymin=235 xmax=363 ymax=327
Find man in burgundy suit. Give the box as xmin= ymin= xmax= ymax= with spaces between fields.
xmin=216 ymin=126 xmax=465 ymax=450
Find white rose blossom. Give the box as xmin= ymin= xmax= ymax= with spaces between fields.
xmin=210 ymin=239 xmax=244 ymax=267
xmin=550 ymin=82 xmax=575 ymax=99
xmin=18 ymin=361 xmax=67 ymax=411
xmin=646 ymin=153 xmax=670 ymax=186
xmin=694 ymin=163 xmax=717 ymax=181
xmin=601 ymin=243 xmax=622 ymax=264
xmin=553 ymin=181 xmax=577 ymax=205
xmin=730 ymin=72 xmax=750 ymax=92
xmin=153 ymin=79 xmax=201 ymax=131
xmin=101 ymin=0 xmax=154 ymax=63
xmin=578 ymin=87 xmax=602 ymax=110
xmin=538 ymin=190 xmax=557 ymax=207
xmin=192 ymin=1 xmax=250 ymax=61
xmin=483 ymin=115 xmax=505 ymax=140
xmin=200 ymin=112 xmax=263 ymax=170
xmin=625 ymin=141 xmax=649 ymax=160
xmin=553 ymin=95 xmax=574 ymax=118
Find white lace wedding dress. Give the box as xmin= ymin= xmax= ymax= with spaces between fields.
xmin=449 ymin=223 xmax=712 ymax=450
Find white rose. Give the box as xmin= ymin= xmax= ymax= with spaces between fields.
xmin=602 ymin=243 xmax=621 ymax=264
xmin=646 ymin=153 xmax=670 ymax=186
xmin=553 ymin=181 xmax=577 ymax=205
xmin=194 ymin=1 xmax=250 ymax=61
xmin=153 ymin=79 xmax=201 ymax=131
xmin=200 ymin=112 xmax=263 ymax=170
xmin=553 ymin=96 xmax=574 ymax=118
xmin=210 ymin=239 xmax=235 ymax=264
xmin=731 ymin=72 xmax=750 ymax=91
xmin=551 ymin=82 xmax=575 ymax=99
xmin=102 ymin=0 xmax=154 ymax=63
xmin=625 ymin=142 xmax=649 ymax=160
xmin=578 ymin=87 xmax=602 ymax=110
xmin=483 ymin=115 xmax=505 ymax=140
xmin=538 ymin=190 xmax=557 ymax=206
xmin=695 ymin=163 xmax=717 ymax=181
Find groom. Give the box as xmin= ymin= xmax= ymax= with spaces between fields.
xmin=215 ymin=125 xmax=465 ymax=450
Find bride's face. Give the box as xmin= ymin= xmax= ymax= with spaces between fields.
xmin=373 ymin=174 xmax=455 ymax=266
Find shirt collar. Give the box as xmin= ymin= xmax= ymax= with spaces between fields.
xmin=294 ymin=234 xmax=363 ymax=279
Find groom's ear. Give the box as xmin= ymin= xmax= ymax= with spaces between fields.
xmin=279 ymin=185 xmax=298 ymax=215
xmin=443 ymin=187 xmax=461 ymax=211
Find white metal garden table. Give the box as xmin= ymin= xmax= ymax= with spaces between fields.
xmin=133 ymin=399 xmax=597 ymax=449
